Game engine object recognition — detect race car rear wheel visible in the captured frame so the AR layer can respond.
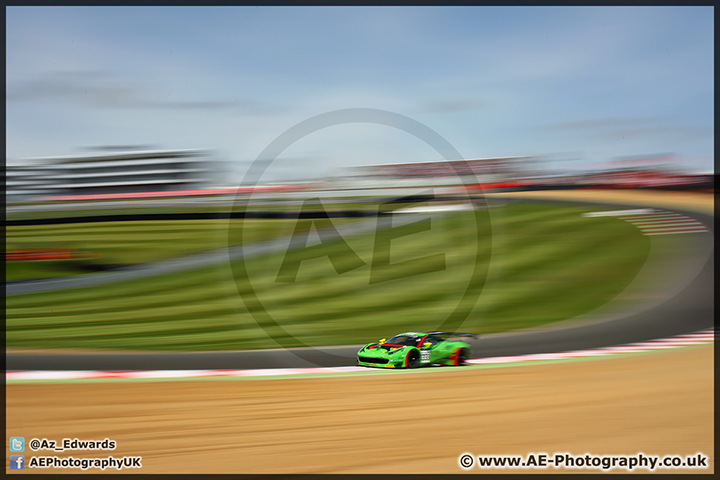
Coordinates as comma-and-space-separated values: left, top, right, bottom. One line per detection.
405, 349, 420, 368
456, 348, 470, 366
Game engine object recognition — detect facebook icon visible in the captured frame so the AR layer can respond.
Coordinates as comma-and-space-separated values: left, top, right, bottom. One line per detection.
10, 455, 25, 470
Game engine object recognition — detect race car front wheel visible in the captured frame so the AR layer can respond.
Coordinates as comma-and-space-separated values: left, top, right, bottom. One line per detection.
405, 349, 420, 368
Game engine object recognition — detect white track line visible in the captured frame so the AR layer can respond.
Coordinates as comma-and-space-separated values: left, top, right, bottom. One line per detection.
585, 209, 709, 236
644, 230, 708, 235
626, 219, 702, 225
621, 214, 685, 220
640, 227, 707, 232
583, 209, 656, 217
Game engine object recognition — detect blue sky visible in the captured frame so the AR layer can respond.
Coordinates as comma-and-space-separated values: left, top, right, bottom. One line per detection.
6, 6, 714, 181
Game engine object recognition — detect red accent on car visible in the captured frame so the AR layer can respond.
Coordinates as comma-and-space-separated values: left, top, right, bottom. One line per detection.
450, 348, 460, 365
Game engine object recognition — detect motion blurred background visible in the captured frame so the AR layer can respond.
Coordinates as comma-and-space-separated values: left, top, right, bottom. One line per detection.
6, 6, 714, 351
6, 7, 714, 475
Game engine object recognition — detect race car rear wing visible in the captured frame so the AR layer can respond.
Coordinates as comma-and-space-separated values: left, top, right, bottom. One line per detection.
428, 331, 478, 339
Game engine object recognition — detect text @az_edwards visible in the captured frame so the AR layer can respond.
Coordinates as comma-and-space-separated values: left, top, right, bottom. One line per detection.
28, 437, 116, 452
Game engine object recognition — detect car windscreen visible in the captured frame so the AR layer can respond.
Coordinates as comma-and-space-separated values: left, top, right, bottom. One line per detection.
385, 335, 419, 346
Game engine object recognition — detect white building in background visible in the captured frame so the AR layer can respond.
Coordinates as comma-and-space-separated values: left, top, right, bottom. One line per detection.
6, 148, 220, 202
6, 164, 57, 201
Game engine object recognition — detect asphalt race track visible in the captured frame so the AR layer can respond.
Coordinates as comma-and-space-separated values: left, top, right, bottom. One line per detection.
6, 199, 713, 372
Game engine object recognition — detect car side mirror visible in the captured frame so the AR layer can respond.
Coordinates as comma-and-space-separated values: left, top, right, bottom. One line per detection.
379, 338, 386, 344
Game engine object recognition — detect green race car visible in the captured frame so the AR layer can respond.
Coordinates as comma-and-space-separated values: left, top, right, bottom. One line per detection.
356, 331, 477, 369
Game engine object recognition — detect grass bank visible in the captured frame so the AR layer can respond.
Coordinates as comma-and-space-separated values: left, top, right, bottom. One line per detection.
6, 203, 651, 351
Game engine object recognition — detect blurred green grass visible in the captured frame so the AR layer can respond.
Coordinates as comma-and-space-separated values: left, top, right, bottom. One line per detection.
6, 219, 317, 282
6, 203, 652, 351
